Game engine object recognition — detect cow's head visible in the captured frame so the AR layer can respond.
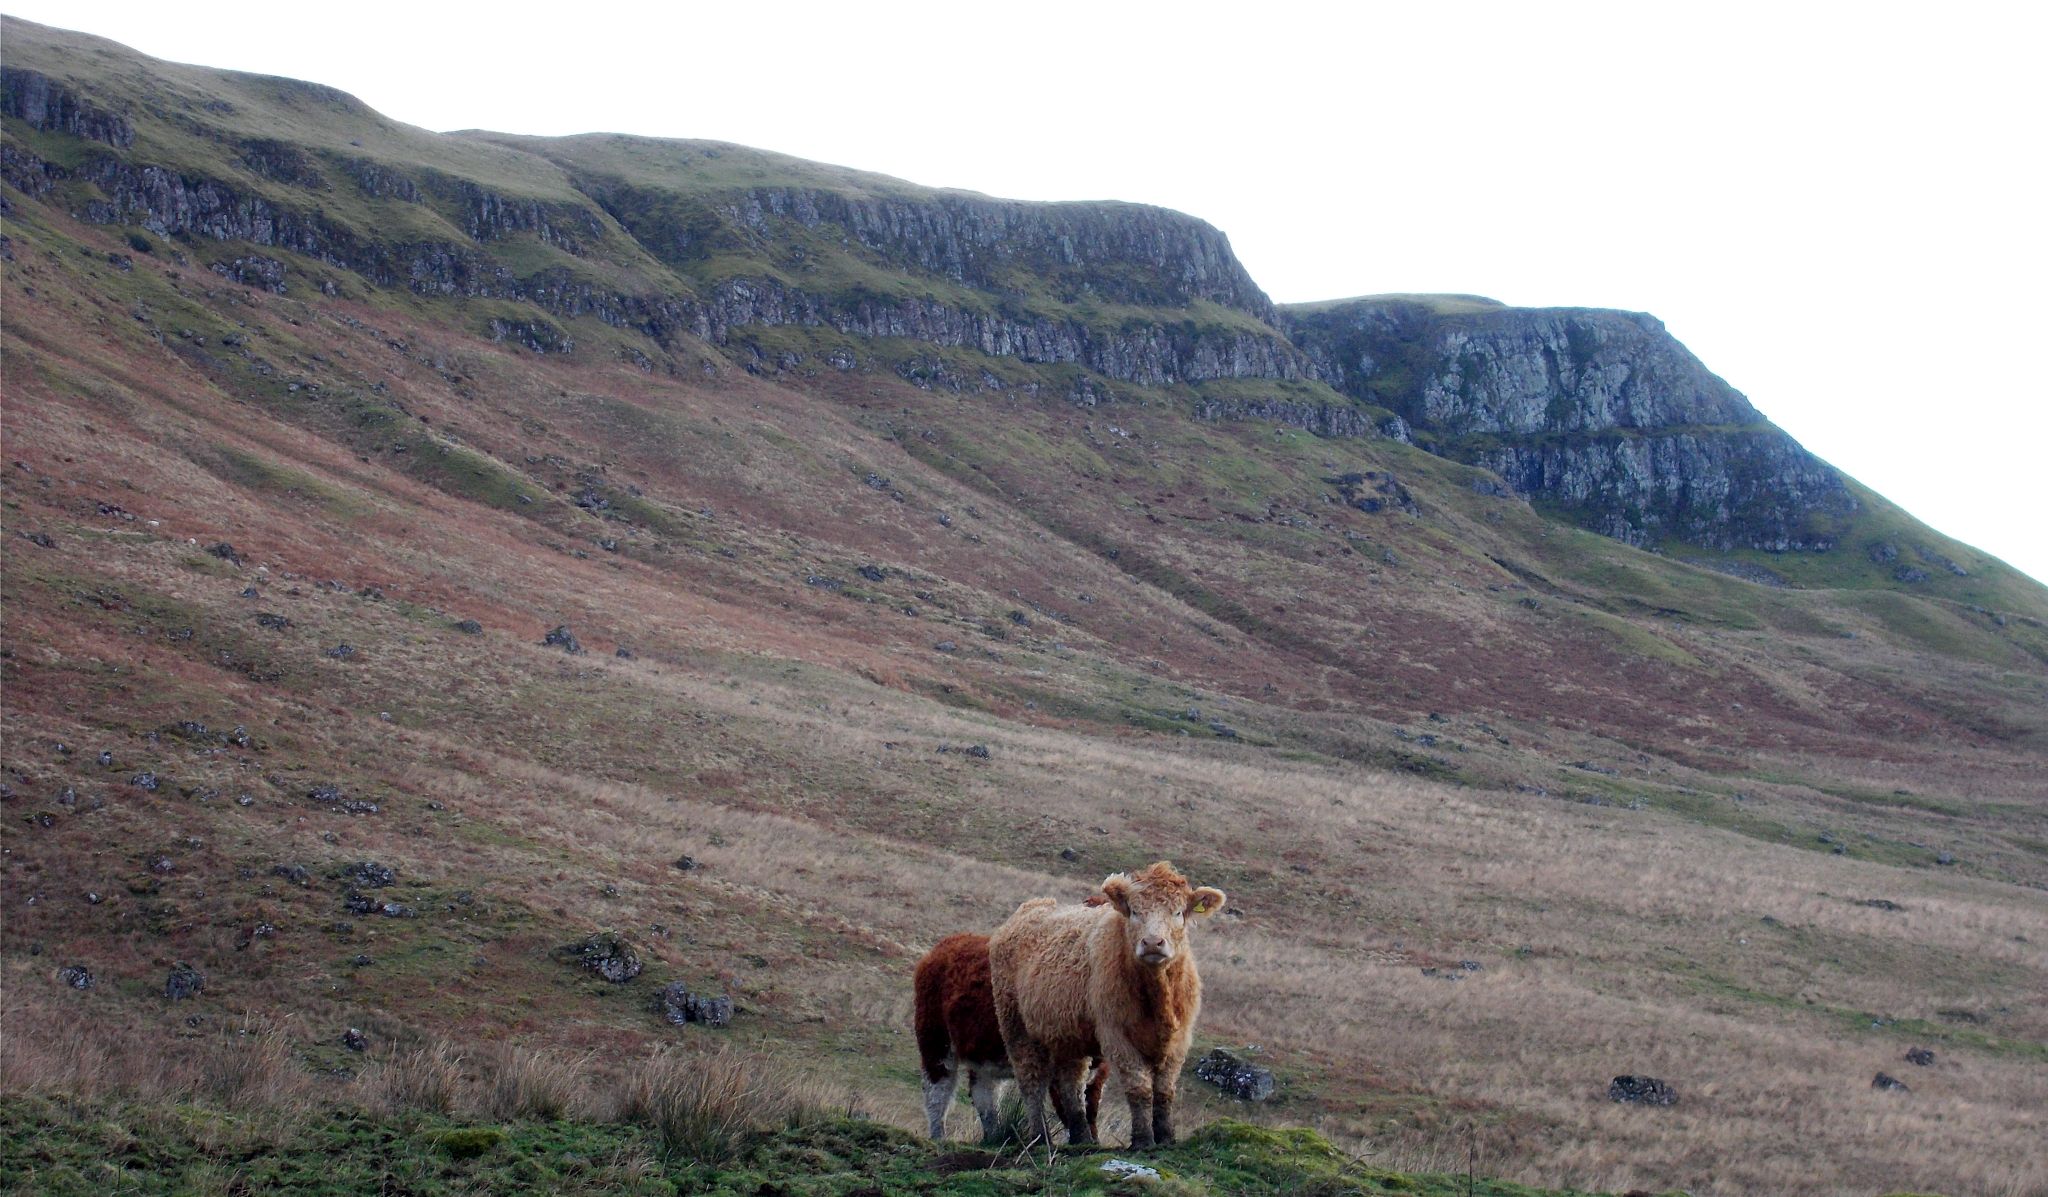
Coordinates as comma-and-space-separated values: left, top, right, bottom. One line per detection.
1099, 861, 1226, 969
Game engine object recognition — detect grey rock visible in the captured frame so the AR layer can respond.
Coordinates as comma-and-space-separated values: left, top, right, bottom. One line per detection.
542, 625, 582, 653
558, 933, 642, 983
453, 619, 483, 635
337, 861, 395, 888
270, 863, 311, 887
341, 1027, 368, 1052
1607, 1075, 1677, 1105
164, 963, 205, 1001
655, 982, 733, 1027
1905, 1047, 1935, 1067
1872, 1072, 1909, 1092
1194, 1048, 1276, 1101
59, 964, 92, 990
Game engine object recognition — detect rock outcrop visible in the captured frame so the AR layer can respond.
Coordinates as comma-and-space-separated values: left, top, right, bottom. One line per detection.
1281, 297, 1859, 550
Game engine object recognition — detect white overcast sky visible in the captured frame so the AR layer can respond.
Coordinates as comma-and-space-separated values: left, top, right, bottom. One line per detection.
7, 2, 2044, 584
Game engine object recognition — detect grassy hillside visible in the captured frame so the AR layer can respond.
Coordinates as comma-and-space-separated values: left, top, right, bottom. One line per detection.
4, 16, 2045, 1197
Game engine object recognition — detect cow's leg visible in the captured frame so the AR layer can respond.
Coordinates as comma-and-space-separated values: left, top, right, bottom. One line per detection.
1047, 1056, 1095, 1146
921, 1053, 957, 1140
1099, 1032, 1156, 1149
969, 1068, 1006, 1144
993, 984, 1052, 1154
1151, 1045, 1189, 1145
1149, 1068, 1176, 1146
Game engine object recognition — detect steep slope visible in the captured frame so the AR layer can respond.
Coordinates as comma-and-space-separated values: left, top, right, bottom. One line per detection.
4, 17, 2047, 1197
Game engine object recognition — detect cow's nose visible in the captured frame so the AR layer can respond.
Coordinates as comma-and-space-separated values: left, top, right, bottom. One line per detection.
1140, 936, 1166, 951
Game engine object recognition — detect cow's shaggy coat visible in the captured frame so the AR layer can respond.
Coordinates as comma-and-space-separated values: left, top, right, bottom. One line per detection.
988, 861, 1226, 1149
913, 931, 1105, 1141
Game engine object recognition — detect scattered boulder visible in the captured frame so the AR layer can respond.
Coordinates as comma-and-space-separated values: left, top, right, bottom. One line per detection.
270, 863, 311, 887
934, 641, 957, 653
1853, 899, 1904, 912
542, 625, 582, 653
324, 644, 356, 660
1905, 1048, 1935, 1067
343, 891, 377, 916
207, 542, 242, 565
338, 861, 395, 889
673, 855, 701, 872
164, 963, 205, 1001
655, 982, 733, 1027
1872, 1072, 1910, 1092
558, 933, 642, 983
1607, 1076, 1677, 1106
59, 964, 92, 990
453, 619, 483, 635
130, 772, 160, 792
1194, 1048, 1276, 1101
1059, 847, 1080, 862
378, 902, 416, 919
341, 1028, 368, 1052
255, 613, 293, 630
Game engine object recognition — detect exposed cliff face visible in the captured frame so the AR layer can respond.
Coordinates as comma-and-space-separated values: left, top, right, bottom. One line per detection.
1, 66, 132, 148
691, 184, 1277, 318
1281, 297, 1859, 550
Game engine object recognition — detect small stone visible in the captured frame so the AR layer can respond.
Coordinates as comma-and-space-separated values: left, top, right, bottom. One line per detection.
341, 1028, 368, 1052
934, 641, 957, 653
453, 619, 483, 635
1059, 847, 1080, 862
131, 772, 160, 792
673, 855, 700, 871
542, 625, 582, 653
1872, 1072, 1909, 1092
963, 744, 991, 760
1607, 1075, 1677, 1106
270, 864, 311, 887
324, 644, 355, 660
350, 954, 374, 967
59, 964, 93, 990
379, 902, 416, 919
255, 613, 292, 630
207, 542, 242, 565
98, 751, 114, 767
1905, 1048, 1935, 1067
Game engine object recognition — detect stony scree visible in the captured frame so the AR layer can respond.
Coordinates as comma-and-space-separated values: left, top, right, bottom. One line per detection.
1194, 1048, 1276, 1101
1607, 1075, 1677, 1106
337, 861, 396, 888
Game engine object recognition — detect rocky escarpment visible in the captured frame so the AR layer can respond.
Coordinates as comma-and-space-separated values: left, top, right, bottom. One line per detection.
1, 126, 1309, 387
1281, 297, 1859, 550
573, 174, 1279, 318
1, 67, 132, 148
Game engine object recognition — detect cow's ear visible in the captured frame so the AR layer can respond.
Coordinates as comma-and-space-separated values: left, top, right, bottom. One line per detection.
1188, 887, 1227, 917
1100, 874, 1133, 915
